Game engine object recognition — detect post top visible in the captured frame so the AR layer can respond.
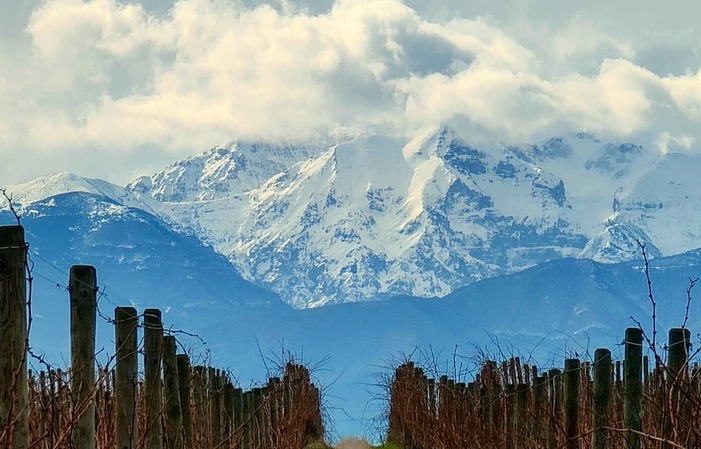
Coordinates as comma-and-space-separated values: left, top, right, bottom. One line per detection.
669, 327, 692, 337
0, 225, 25, 246
69, 265, 97, 285
114, 306, 137, 317
143, 308, 162, 324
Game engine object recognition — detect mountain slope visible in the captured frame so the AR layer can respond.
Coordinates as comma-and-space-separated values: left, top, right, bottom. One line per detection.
232, 129, 588, 306
8, 127, 701, 308
0, 180, 284, 357
115, 126, 701, 307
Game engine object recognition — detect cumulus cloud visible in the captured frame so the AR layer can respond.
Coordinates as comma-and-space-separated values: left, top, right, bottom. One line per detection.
0, 0, 700, 184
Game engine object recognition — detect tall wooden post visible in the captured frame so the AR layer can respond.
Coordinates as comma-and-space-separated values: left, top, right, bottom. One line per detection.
269, 378, 280, 446
624, 328, 642, 449
144, 309, 163, 449
593, 348, 612, 449
115, 307, 138, 449
515, 383, 529, 448
210, 368, 222, 448
177, 354, 194, 449
224, 380, 234, 446
70, 265, 97, 449
192, 366, 206, 448
533, 375, 546, 448
253, 387, 263, 448
505, 384, 516, 449
234, 387, 243, 434
564, 359, 581, 449
243, 390, 253, 449
548, 368, 562, 449
668, 327, 690, 378
665, 327, 691, 447
163, 336, 184, 449
0, 226, 29, 449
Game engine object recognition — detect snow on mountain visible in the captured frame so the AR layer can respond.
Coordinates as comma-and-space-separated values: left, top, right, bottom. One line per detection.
127, 140, 325, 202
6, 127, 700, 308
602, 152, 701, 257
229, 127, 594, 306
123, 140, 327, 252
5, 172, 164, 218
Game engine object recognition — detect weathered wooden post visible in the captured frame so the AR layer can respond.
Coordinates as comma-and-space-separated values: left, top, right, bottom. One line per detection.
533, 375, 546, 447
665, 327, 691, 447
0, 226, 29, 449
49, 368, 60, 446
564, 359, 581, 449
243, 390, 253, 449
143, 308, 163, 449
223, 379, 233, 446
515, 383, 529, 448
69, 265, 97, 449
505, 384, 516, 449
163, 336, 184, 449
210, 368, 222, 448
115, 307, 138, 449
192, 366, 207, 448
548, 368, 562, 449
38, 370, 49, 449
593, 348, 612, 449
234, 387, 244, 435
269, 378, 280, 446
176, 354, 193, 449
253, 387, 263, 448
624, 328, 642, 449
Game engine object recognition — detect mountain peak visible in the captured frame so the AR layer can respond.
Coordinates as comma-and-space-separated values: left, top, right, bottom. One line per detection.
127, 141, 325, 202
51, 127, 696, 308
3, 173, 116, 207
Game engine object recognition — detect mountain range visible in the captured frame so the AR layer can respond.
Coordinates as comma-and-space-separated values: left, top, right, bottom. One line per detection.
6, 126, 701, 308
3, 126, 701, 439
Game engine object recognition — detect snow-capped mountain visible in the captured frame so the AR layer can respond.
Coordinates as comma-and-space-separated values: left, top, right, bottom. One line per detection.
0, 176, 282, 316
5, 127, 701, 308
121, 126, 701, 308
128, 140, 325, 202
232, 129, 588, 307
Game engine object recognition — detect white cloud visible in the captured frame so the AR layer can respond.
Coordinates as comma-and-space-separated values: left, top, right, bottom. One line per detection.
1, 0, 700, 184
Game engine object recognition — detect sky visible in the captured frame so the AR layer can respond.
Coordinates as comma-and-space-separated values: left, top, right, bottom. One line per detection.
1, 0, 700, 185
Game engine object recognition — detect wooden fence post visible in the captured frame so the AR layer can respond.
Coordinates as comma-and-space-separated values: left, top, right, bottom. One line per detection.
143, 308, 163, 449
244, 390, 253, 449
269, 378, 280, 446
505, 384, 516, 449
210, 368, 222, 448
533, 375, 546, 448
665, 327, 691, 447
163, 335, 184, 449
69, 265, 97, 449
223, 379, 233, 447
253, 387, 263, 448
176, 354, 193, 449
192, 366, 206, 448
593, 348, 612, 449
515, 383, 529, 448
234, 387, 243, 437
548, 368, 562, 449
564, 359, 581, 449
115, 307, 138, 449
0, 225, 29, 449
624, 328, 642, 449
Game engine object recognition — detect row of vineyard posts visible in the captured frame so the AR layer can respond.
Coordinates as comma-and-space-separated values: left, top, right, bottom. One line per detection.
0, 225, 324, 449
388, 326, 699, 449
